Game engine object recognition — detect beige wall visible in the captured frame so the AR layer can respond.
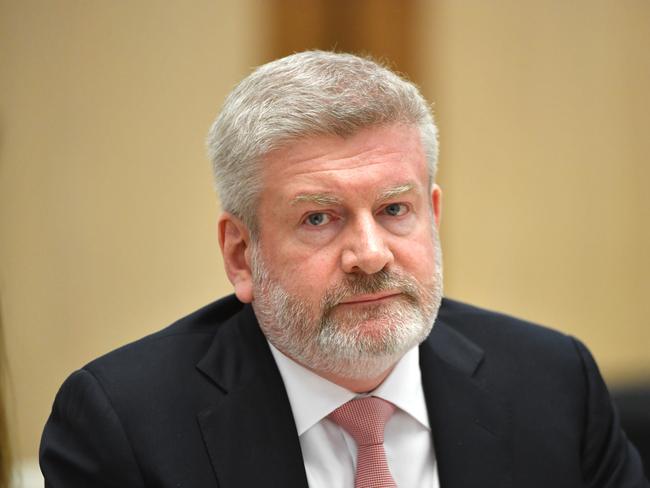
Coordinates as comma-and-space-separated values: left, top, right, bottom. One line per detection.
0, 0, 266, 463
417, 0, 650, 382
1, 0, 648, 466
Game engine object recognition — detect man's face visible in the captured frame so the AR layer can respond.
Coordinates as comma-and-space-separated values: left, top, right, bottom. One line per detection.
249, 124, 443, 381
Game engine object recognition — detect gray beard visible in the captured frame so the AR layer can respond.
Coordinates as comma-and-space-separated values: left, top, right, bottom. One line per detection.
250, 233, 443, 381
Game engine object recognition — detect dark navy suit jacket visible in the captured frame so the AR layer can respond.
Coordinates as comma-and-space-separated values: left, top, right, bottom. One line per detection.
40, 296, 649, 487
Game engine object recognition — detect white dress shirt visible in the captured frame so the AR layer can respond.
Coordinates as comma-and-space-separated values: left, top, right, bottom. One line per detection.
269, 343, 440, 488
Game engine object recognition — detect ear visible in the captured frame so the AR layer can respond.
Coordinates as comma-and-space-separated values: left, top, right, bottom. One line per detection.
218, 212, 254, 303
431, 183, 442, 228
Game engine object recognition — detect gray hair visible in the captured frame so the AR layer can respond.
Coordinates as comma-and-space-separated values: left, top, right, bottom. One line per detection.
206, 50, 438, 232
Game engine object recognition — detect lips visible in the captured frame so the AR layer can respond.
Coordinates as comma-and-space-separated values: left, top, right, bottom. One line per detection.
338, 291, 401, 305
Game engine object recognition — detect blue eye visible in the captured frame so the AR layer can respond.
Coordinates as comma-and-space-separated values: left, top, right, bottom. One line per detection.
383, 203, 407, 216
305, 213, 331, 226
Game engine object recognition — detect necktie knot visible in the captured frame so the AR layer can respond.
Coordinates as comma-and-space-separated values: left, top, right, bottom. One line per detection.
328, 396, 396, 446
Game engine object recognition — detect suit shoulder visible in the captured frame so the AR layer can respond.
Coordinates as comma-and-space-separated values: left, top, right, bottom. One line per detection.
436, 297, 587, 380
437, 298, 590, 412
435, 301, 649, 485
82, 294, 244, 380
439, 297, 573, 347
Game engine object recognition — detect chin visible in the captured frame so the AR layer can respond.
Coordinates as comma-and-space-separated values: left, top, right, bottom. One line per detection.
307, 318, 431, 379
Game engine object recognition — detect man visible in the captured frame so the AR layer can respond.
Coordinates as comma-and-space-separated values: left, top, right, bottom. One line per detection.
40, 51, 648, 487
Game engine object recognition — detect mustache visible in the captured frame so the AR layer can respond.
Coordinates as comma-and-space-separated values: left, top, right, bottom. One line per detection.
320, 269, 420, 312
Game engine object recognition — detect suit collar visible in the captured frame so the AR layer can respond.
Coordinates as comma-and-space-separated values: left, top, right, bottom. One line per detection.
420, 315, 513, 488
196, 304, 309, 487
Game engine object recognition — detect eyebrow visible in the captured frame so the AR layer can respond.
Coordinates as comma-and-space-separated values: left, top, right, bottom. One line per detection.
377, 183, 416, 201
290, 182, 417, 207
290, 193, 343, 206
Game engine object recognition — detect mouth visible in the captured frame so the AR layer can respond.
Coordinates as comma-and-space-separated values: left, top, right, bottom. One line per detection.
338, 291, 402, 306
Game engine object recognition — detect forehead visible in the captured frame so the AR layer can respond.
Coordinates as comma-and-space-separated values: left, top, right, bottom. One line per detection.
260, 124, 428, 199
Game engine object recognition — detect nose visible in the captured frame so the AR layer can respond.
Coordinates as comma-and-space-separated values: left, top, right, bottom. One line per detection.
341, 215, 394, 274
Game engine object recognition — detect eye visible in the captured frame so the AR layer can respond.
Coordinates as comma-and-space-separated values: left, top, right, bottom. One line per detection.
304, 212, 332, 226
382, 203, 408, 217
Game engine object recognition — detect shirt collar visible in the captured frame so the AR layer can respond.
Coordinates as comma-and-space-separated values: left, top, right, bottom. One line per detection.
268, 342, 430, 436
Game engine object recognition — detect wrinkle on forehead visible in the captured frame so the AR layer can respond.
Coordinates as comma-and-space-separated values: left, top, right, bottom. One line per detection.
262, 125, 424, 179
269, 147, 409, 179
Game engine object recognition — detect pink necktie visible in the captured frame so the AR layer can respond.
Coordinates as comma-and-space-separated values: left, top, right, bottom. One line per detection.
328, 396, 397, 488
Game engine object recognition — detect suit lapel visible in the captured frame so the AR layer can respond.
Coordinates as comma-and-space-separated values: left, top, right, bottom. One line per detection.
421, 321, 513, 488
196, 305, 308, 487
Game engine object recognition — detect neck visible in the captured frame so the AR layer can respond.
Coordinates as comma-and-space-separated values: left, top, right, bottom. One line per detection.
318, 368, 395, 393
269, 341, 402, 393
291, 357, 397, 393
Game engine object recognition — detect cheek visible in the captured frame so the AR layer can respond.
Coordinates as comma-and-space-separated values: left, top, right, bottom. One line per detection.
392, 233, 437, 276
270, 244, 341, 294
